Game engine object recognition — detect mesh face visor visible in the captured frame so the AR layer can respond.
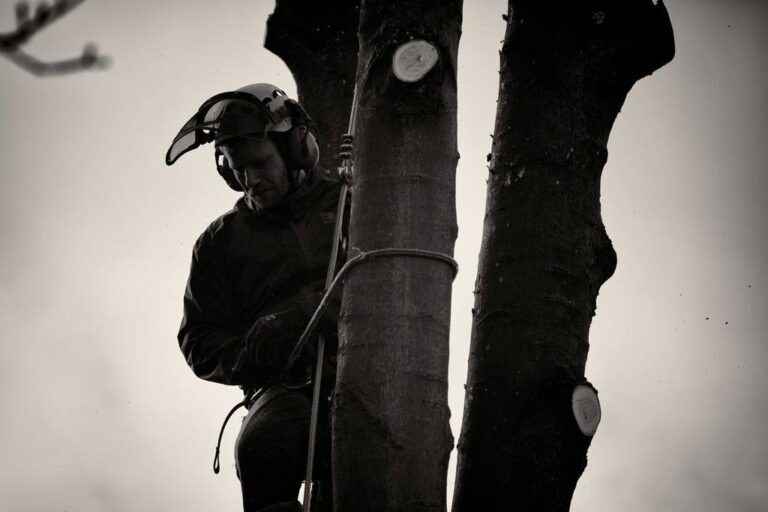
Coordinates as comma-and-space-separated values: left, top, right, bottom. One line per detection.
165, 92, 280, 166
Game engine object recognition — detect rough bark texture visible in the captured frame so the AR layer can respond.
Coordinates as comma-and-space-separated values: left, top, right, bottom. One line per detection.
265, 0, 360, 178
452, 1, 674, 510
333, 1, 462, 511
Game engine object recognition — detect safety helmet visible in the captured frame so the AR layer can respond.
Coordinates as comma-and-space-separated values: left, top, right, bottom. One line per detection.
165, 84, 320, 191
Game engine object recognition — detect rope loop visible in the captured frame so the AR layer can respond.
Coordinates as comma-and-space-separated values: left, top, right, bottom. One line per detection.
284, 246, 458, 371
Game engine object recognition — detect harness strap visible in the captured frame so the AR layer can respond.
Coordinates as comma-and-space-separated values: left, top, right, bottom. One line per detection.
212, 387, 263, 474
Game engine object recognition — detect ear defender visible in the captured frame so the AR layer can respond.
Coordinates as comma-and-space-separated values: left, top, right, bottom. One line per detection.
215, 149, 244, 192
282, 99, 320, 171
284, 124, 320, 170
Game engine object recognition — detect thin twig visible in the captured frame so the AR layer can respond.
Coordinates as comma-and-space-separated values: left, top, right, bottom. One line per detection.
0, 0, 110, 76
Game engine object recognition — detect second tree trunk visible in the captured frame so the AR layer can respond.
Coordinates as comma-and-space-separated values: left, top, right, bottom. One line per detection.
453, 1, 674, 510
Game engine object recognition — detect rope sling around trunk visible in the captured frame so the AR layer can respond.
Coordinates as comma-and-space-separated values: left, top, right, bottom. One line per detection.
283, 247, 459, 372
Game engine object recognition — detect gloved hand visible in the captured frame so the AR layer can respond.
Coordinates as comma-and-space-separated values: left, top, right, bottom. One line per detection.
245, 307, 307, 372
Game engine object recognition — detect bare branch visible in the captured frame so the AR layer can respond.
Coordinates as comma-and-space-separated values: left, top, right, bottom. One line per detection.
0, 0, 110, 76
4, 43, 109, 76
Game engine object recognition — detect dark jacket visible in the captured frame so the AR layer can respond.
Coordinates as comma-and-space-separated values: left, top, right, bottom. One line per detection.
178, 176, 341, 387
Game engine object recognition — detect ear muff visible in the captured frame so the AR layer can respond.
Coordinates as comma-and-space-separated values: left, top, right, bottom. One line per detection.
215, 149, 244, 192
283, 124, 320, 171
280, 99, 320, 171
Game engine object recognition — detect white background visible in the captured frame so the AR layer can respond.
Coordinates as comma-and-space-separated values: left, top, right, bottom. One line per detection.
1, 0, 766, 510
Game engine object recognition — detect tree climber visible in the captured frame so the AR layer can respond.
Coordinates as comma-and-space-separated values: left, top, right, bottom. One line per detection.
166, 83, 341, 512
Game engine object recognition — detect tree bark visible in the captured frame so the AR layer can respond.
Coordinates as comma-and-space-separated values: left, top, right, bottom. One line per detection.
265, 0, 360, 178
452, 1, 674, 510
332, 1, 462, 510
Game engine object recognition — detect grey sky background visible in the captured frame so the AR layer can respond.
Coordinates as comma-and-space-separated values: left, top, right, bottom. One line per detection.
1, 0, 766, 510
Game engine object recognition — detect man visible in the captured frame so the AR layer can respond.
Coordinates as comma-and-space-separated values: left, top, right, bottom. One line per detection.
166, 84, 341, 512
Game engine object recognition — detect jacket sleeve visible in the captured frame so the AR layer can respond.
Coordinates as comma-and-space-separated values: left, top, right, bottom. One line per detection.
177, 231, 263, 386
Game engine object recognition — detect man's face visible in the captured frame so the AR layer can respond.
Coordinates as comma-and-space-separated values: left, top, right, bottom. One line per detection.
219, 137, 290, 212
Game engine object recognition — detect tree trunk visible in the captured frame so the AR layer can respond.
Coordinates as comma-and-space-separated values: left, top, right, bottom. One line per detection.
452, 1, 674, 510
265, 0, 360, 178
333, 1, 462, 510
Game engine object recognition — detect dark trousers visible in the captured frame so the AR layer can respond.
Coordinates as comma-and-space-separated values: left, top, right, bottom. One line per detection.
235, 385, 310, 511
235, 384, 332, 512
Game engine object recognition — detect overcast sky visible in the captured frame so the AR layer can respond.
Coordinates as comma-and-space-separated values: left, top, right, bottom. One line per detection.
1, 0, 766, 510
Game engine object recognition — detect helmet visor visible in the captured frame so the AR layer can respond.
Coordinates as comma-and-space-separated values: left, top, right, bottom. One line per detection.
166, 91, 278, 166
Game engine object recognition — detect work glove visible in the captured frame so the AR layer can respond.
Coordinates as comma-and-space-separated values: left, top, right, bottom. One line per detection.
245, 307, 308, 372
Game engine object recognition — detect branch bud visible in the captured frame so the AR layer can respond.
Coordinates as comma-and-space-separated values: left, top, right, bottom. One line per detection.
15, 2, 30, 24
